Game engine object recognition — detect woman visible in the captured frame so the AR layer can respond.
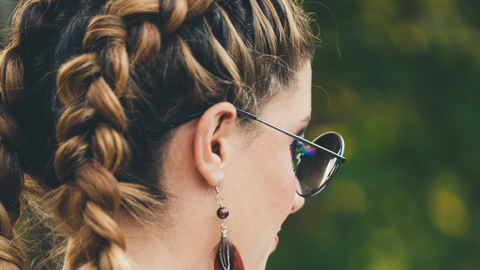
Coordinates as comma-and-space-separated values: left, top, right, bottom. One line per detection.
0, 0, 345, 269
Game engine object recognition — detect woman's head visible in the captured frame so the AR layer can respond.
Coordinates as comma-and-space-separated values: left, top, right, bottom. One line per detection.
0, 0, 314, 268
188, 64, 313, 267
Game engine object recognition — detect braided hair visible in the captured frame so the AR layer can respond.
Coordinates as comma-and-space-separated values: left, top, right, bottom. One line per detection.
0, 0, 314, 268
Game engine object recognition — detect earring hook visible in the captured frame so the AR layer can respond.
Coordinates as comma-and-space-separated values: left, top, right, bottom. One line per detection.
205, 177, 222, 196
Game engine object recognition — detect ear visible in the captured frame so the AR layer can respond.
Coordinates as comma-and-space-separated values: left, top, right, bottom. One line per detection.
194, 102, 237, 187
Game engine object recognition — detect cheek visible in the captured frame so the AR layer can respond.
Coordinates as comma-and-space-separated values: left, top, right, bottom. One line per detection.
253, 141, 296, 220
228, 135, 298, 266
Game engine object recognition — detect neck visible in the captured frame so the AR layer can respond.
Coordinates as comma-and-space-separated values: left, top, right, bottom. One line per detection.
118, 195, 220, 269
61, 196, 220, 270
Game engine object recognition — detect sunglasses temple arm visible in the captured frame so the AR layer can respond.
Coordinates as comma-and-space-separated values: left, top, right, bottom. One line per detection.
237, 109, 346, 163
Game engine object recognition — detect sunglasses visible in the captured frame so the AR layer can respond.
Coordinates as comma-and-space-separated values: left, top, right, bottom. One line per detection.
169, 108, 346, 198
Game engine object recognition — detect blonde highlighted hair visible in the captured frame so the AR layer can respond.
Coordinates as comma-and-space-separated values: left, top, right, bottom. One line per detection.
0, 0, 314, 268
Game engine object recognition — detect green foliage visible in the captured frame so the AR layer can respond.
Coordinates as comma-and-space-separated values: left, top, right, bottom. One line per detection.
0, 0, 17, 47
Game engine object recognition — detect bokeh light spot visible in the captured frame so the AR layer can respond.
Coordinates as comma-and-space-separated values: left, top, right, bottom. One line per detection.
327, 179, 367, 214
390, 24, 429, 55
360, 229, 410, 270
361, 0, 398, 28
428, 184, 470, 238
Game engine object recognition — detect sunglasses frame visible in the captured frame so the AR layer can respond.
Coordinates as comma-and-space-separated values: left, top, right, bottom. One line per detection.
294, 131, 345, 197
235, 109, 346, 162
169, 108, 347, 196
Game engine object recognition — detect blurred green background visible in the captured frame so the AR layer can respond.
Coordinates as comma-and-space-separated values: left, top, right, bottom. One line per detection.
2, 0, 479, 269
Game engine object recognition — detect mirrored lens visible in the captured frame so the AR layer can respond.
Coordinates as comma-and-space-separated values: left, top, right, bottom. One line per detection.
295, 132, 344, 197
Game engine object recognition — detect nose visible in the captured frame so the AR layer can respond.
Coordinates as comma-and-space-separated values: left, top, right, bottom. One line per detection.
291, 181, 305, 213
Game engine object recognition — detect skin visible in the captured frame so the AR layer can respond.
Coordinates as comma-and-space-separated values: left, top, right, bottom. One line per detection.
117, 62, 312, 270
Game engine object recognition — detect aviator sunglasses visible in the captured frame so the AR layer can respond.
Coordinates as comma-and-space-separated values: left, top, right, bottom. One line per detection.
169, 108, 346, 198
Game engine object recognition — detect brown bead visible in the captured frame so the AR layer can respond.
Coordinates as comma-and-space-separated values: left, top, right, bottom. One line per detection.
217, 207, 229, 219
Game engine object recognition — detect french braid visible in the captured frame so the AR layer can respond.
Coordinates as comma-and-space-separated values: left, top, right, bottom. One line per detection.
54, 7, 148, 270
0, 0, 314, 267
52, 0, 223, 267
0, 1, 48, 267
0, 76, 25, 270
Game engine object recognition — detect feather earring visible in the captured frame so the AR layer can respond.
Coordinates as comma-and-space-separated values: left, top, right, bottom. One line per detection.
210, 178, 245, 270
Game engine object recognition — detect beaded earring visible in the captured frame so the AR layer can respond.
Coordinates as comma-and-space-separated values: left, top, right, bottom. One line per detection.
209, 178, 245, 270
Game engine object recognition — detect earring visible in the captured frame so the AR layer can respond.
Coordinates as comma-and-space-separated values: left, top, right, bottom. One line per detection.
212, 178, 245, 270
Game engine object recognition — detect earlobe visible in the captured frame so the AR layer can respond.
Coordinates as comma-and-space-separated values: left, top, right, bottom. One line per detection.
193, 102, 237, 187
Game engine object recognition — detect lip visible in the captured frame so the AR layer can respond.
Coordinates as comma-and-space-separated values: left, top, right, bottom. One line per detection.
271, 235, 279, 253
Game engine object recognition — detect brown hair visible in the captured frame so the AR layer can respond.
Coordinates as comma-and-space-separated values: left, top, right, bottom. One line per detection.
0, 0, 314, 268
